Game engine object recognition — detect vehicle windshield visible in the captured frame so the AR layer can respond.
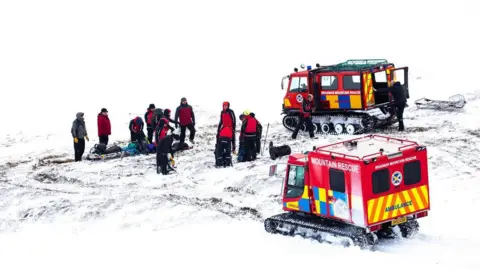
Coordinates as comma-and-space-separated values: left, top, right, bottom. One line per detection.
285, 165, 305, 198
289, 77, 308, 93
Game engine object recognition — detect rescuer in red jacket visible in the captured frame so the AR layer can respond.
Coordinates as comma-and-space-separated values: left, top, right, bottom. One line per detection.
215, 125, 234, 167
144, 104, 156, 143
154, 108, 176, 145
129, 117, 148, 153
217, 101, 236, 150
292, 94, 315, 139
97, 108, 111, 145
174, 97, 196, 145
240, 110, 258, 161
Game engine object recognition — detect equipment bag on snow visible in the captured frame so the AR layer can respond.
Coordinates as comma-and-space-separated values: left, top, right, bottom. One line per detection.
86, 144, 124, 161
269, 142, 291, 160
415, 94, 466, 110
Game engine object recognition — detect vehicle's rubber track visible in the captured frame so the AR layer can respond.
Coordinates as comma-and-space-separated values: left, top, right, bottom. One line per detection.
264, 212, 378, 249
282, 112, 395, 135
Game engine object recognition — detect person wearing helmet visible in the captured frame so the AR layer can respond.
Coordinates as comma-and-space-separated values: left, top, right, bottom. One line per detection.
129, 116, 148, 153
217, 101, 236, 152
144, 104, 156, 143
292, 94, 316, 139
174, 97, 196, 145
240, 110, 259, 161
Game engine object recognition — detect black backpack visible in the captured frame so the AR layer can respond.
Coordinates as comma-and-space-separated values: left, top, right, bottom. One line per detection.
269, 142, 291, 160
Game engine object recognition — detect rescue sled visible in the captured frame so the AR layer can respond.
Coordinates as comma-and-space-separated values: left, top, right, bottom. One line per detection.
414, 94, 466, 110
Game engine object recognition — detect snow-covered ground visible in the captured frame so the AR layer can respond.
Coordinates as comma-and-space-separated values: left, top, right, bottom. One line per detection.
1, 0, 480, 269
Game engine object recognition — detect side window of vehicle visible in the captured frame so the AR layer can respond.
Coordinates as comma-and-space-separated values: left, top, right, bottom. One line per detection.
289, 77, 308, 93
329, 168, 345, 193
404, 161, 421, 185
321, 75, 338, 90
343, 75, 361, 90
372, 169, 390, 194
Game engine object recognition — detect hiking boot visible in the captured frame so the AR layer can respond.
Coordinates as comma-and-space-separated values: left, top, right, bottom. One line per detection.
189, 138, 195, 144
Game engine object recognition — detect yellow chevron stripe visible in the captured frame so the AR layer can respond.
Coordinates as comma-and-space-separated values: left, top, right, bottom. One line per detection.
368, 198, 375, 222
381, 194, 393, 220
412, 188, 424, 209
420, 185, 429, 206
402, 190, 416, 213
373, 196, 384, 223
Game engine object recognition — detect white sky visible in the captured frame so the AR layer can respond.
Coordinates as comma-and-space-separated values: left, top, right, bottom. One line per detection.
0, 0, 478, 133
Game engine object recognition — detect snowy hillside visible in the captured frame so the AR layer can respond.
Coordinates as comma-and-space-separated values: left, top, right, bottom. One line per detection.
1, 0, 480, 269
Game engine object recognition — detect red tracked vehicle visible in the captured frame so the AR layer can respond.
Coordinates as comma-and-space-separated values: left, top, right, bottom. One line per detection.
281, 59, 410, 135
264, 135, 430, 248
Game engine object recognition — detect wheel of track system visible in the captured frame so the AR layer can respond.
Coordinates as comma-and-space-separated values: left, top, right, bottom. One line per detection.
346, 124, 356, 135
282, 115, 297, 131
398, 219, 419, 238
320, 123, 332, 134
334, 123, 344, 134
264, 219, 278, 234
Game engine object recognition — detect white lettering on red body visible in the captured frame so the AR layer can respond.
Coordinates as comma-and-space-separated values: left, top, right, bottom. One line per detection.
311, 157, 359, 173
374, 156, 417, 170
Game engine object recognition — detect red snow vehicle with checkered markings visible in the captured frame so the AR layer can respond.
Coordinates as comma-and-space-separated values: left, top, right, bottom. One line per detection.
264, 135, 430, 248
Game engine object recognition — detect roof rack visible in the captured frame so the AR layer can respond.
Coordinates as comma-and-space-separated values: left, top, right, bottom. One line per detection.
314, 134, 419, 160
312, 59, 391, 72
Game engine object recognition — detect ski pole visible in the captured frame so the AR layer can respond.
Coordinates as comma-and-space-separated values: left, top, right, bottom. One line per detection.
261, 123, 269, 156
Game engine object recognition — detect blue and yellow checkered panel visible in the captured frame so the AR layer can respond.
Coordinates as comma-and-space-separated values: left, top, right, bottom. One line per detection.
321, 94, 362, 109
328, 190, 347, 216
312, 187, 327, 215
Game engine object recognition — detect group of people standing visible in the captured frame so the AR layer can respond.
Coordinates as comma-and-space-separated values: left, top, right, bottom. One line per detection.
70, 98, 263, 175
215, 101, 263, 167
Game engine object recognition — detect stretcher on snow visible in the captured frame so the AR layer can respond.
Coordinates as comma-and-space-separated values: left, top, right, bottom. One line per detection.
86, 142, 155, 161
414, 94, 466, 110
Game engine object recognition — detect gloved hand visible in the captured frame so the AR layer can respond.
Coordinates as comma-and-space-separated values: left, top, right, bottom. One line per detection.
74, 137, 78, 143
85, 136, 89, 142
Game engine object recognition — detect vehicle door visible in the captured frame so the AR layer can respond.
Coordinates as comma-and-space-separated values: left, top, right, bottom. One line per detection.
325, 168, 351, 222
390, 67, 409, 99
283, 164, 311, 213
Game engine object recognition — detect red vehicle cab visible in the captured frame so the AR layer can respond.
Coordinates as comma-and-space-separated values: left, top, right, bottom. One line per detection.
266, 135, 430, 246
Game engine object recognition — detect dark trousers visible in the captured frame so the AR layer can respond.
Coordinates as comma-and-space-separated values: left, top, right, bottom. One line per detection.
99, 135, 109, 145
180, 124, 195, 144
147, 127, 153, 143
292, 116, 314, 139
215, 137, 232, 167
74, 138, 85, 161
395, 103, 406, 131
243, 136, 257, 161
156, 153, 169, 175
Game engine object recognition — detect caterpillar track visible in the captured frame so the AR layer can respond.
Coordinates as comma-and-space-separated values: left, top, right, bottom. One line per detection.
282, 108, 396, 135
264, 212, 378, 249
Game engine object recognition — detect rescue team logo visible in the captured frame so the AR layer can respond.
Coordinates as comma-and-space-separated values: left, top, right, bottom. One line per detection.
391, 171, 402, 186
296, 94, 303, 103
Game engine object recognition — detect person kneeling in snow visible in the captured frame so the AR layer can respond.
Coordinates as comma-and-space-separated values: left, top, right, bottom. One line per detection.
129, 117, 148, 154
215, 125, 235, 168
156, 133, 180, 175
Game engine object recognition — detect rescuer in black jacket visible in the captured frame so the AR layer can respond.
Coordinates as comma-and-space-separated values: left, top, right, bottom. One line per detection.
292, 94, 315, 139
374, 81, 407, 131
156, 133, 180, 175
